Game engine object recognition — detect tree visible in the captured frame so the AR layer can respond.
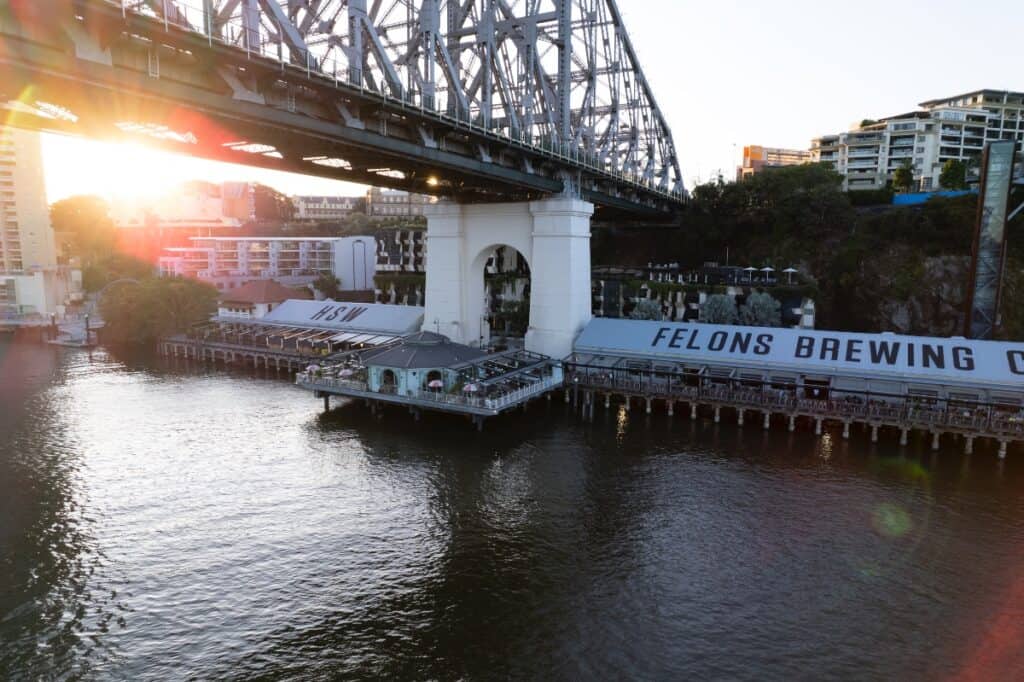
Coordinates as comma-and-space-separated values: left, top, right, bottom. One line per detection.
739, 292, 783, 327
314, 272, 342, 299
100, 277, 218, 344
49, 195, 116, 265
701, 294, 738, 324
939, 159, 968, 190
629, 298, 664, 321
892, 159, 916, 194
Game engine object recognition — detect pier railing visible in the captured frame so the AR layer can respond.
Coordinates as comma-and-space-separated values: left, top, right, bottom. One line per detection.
297, 373, 564, 413
567, 372, 1024, 439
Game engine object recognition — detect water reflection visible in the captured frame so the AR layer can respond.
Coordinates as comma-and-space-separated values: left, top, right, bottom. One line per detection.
1, 341, 1023, 679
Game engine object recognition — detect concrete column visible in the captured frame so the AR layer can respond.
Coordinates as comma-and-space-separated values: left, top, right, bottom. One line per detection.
624, 397, 631, 412
690, 403, 697, 420
842, 422, 851, 440
645, 398, 652, 415
421, 201, 469, 343
965, 436, 975, 455
788, 416, 796, 433
931, 432, 941, 451
738, 410, 745, 426
526, 198, 595, 358
714, 407, 721, 424
900, 429, 909, 446
667, 401, 674, 417
763, 413, 771, 430
605, 393, 611, 409
815, 419, 822, 436
871, 425, 879, 443
998, 441, 1008, 460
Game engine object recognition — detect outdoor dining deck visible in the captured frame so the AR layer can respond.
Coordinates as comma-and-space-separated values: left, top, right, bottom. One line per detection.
564, 364, 1024, 458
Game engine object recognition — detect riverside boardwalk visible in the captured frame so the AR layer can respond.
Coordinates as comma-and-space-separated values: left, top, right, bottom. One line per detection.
565, 319, 1024, 458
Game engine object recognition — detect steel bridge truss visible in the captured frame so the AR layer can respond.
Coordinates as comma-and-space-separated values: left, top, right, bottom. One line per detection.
0, 0, 685, 214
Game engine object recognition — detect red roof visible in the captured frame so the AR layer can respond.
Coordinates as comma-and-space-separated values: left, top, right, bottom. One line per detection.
220, 279, 312, 304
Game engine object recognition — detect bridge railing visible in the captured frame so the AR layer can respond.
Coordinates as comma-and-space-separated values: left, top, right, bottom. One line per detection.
105, 0, 685, 201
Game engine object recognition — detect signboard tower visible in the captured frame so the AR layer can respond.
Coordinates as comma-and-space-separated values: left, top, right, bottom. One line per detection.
964, 141, 1017, 340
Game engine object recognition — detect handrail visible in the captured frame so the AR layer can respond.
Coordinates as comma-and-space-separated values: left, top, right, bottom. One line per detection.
566, 372, 1024, 438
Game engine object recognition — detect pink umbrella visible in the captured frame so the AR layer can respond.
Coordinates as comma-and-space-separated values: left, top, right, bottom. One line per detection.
428, 379, 444, 389
463, 384, 479, 393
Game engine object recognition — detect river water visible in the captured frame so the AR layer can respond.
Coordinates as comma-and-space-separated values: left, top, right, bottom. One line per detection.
1, 339, 1023, 680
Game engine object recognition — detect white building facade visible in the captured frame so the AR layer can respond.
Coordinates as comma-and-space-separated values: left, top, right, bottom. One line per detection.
366, 188, 435, 217
0, 127, 78, 318
159, 236, 377, 292
811, 89, 1024, 191
293, 195, 360, 221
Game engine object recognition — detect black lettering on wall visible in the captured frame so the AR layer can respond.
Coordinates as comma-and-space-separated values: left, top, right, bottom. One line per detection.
652, 328, 671, 347
820, 337, 840, 362
708, 331, 728, 352
311, 305, 334, 321
953, 347, 975, 372
795, 336, 815, 359
845, 339, 864, 363
730, 333, 752, 354
669, 328, 688, 349
326, 307, 343, 321
687, 330, 701, 350
869, 341, 901, 366
755, 334, 773, 356
1009, 350, 1024, 376
907, 343, 916, 368
922, 345, 945, 370
342, 307, 368, 322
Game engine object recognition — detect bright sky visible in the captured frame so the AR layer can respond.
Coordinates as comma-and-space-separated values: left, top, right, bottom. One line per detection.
41, 0, 1024, 201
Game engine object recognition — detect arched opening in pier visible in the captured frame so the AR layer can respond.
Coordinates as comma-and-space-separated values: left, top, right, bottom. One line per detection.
381, 369, 397, 390
474, 245, 532, 349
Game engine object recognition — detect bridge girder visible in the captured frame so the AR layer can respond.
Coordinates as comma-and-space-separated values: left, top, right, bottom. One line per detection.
0, 0, 685, 216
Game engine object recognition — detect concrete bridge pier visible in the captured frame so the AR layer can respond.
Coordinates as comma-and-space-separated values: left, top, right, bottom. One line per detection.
690, 403, 698, 420
900, 429, 909, 446
871, 425, 879, 443
964, 436, 975, 455
645, 398, 652, 415
998, 441, 1008, 459
714, 407, 721, 423
667, 401, 674, 417
763, 412, 771, 430
788, 416, 796, 433
605, 394, 611, 409
931, 432, 942, 451
815, 419, 822, 436
842, 422, 851, 440
737, 410, 745, 426
422, 198, 594, 359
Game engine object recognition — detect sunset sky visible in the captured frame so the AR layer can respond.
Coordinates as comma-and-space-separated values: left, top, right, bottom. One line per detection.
39, 0, 1024, 202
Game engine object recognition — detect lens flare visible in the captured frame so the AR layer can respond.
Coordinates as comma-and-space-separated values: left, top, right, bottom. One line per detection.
872, 502, 914, 538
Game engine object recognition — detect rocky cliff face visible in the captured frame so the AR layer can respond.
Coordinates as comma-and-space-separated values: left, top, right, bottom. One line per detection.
874, 255, 968, 336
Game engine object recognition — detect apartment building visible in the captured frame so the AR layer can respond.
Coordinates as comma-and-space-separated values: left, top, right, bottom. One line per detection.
159, 236, 376, 292
736, 145, 811, 181
365, 188, 434, 217
375, 228, 426, 274
811, 89, 1024, 191
0, 127, 78, 318
293, 195, 360, 221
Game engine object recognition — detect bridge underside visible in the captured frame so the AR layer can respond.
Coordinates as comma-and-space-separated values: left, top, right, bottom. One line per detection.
0, 2, 684, 220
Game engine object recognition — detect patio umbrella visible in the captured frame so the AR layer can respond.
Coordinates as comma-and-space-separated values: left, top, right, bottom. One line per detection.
760, 266, 775, 282
306, 365, 320, 373
463, 384, 479, 393
428, 379, 444, 389
339, 368, 355, 378
744, 266, 757, 282
783, 267, 798, 284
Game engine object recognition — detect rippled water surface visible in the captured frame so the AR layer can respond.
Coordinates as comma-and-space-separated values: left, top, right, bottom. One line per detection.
2, 339, 1024, 680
